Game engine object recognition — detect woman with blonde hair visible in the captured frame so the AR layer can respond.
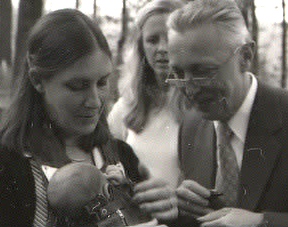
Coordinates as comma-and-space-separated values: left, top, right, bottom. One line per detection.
108, 0, 187, 190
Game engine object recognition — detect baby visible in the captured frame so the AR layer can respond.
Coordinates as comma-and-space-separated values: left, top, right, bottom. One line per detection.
47, 163, 153, 226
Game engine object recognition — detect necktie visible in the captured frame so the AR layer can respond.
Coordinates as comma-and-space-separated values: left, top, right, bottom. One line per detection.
30, 159, 49, 227
215, 122, 239, 207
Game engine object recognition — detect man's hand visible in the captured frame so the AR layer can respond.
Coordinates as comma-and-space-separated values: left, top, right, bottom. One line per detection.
129, 218, 168, 227
198, 208, 264, 227
177, 180, 214, 218
133, 178, 178, 222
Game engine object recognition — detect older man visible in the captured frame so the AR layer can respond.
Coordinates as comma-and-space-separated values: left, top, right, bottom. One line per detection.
167, 0, 288, 226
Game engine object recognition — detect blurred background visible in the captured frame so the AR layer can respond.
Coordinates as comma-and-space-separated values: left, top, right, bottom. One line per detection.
0, 0, 287, 114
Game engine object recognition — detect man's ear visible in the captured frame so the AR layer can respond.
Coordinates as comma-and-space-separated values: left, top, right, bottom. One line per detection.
240, 41, 255, 72
29, 72, 44, 93
241, 41, 255, 62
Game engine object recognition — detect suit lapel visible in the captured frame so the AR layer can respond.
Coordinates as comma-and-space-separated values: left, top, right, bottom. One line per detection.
239, 83, 283, 210
183, 118, 216, 189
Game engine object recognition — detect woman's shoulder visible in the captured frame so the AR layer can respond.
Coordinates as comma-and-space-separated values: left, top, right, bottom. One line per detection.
0, 144, 35, 226
108, 97, 130, 118
0, 144, 33, 177
108, 97, 130, 140
0, 144, 20, 164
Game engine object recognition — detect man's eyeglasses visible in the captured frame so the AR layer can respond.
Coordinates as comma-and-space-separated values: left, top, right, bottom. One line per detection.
165, 44, 246, 88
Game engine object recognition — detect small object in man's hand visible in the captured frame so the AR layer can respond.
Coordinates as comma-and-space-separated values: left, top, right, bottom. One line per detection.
209, 189, 223, 200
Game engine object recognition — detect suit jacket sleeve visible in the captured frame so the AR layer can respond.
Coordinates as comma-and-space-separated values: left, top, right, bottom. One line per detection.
115, 139, 144, 183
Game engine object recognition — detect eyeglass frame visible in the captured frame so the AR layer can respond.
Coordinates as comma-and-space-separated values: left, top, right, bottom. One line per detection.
165, 43, 249, 88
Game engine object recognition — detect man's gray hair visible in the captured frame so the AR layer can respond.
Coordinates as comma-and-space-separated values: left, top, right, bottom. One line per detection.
168, 0, 252, 48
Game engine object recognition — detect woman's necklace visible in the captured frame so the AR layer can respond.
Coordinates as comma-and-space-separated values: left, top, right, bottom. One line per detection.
65, 145, 94, 164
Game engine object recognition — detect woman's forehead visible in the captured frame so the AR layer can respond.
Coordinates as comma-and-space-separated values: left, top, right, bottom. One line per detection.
55, 51, 113, 80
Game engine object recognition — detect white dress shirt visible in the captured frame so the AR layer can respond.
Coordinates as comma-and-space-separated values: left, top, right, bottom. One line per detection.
214, 72, 258, 169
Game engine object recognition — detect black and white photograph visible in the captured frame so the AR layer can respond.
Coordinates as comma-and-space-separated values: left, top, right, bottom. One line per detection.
0, 0, 287, 226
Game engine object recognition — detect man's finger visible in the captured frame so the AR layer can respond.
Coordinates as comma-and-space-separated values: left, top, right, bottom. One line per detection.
198, 208, 231, 222
200, 218, 223, 227
177, 186, 209, 207
139, 198, 177, 213
134, 178, 166, 193
180, 180, 211, 198
178, 198, 213, 216
133, 187, 172, 203
179, 209, 201, 220
152, 207, 178, 221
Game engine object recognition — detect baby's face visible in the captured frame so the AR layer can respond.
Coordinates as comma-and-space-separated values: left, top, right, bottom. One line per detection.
47, 163, 109, 217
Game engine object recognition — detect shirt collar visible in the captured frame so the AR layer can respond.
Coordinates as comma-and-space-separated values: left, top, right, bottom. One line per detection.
214, 72, 257, 143
228, 72, 258, 143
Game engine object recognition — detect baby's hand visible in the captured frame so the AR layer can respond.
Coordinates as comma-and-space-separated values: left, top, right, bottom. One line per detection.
104, 163, 128, 186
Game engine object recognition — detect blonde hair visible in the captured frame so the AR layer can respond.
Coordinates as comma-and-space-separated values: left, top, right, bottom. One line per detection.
118, 0, 186, 133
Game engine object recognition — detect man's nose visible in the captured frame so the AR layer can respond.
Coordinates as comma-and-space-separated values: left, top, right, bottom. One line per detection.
184, 78, 202, 97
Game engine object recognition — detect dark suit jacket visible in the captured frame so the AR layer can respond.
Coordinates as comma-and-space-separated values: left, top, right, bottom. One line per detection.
178, 82, 288, 226
0, 139, 142, 227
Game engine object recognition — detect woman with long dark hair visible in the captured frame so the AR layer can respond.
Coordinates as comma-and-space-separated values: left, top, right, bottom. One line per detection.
0, 8, 176, 226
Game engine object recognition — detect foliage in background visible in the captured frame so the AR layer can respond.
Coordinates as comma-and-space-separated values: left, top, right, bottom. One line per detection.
0, 0, 12, 66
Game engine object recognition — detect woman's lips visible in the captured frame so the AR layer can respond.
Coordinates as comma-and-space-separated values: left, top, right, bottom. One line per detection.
77, 112, 98, 119
155, 60, 169, 69
156, 59, 168, 64
80, 115, 95, 119
156, 58, 169, 63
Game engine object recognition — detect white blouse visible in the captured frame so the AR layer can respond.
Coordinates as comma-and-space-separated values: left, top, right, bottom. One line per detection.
108, 98, 181, 189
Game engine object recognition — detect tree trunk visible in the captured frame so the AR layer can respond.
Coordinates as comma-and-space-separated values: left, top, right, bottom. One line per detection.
93, 0, 97, 19
13, 0, 43, 84
116, 0, 128, 65
0, 0, 12, 65
281, 0, 287, 88
251, 0, 259, 76
235, 0, 259, 75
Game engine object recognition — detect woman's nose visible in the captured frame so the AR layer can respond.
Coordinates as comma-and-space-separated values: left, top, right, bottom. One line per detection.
84, 86, 102, 109
157, 38, 168, 53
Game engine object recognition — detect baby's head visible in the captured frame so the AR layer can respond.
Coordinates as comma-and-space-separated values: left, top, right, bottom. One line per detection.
47, 163, 110, 217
